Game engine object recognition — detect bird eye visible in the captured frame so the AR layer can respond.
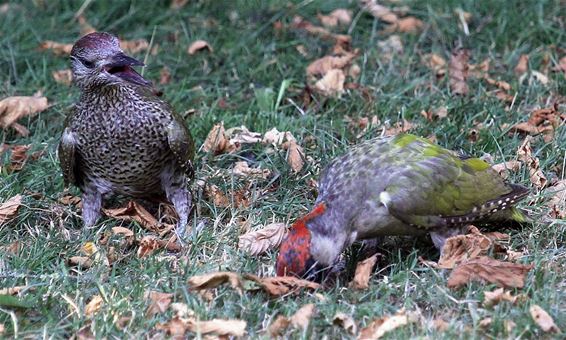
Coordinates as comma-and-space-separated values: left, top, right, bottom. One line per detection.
78, 57, 95, 69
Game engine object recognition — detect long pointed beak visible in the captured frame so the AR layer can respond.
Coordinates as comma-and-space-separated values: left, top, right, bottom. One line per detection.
103, 52, 151, 87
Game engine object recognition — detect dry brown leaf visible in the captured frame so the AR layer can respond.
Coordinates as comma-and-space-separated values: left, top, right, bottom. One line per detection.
449, 49, 470, 96
290, 303, 316, 330
52, 69, 73, 86
188, 271, 243, 295
432, 318, 450, 331
238, 222, 287, 256
145, 291, 173, 317
350, 254, 378, 290
423, 53, 447, 77
383, 119, 416, 136
0, 195, 22, 226
306, 53, 358, 77
187, 318, 247, 337
103, 201, 162, 232
314, 68, 346, 96
202, 122, 228, 154
447, 256, 533, 289
140, 235, 181, 257
292, 16, 351, 46
111, 226, 134, 238
483, 288, 522, 307
120, 39, 149, 54
0, 323, 4, 335
529, 305, 561, 333
514, 54, 529, 76
204, 184, 230, 207
0, 285, 28, 295
9, 144, 34, 171
85, 295, 104, 317
159, 67, 171, 85
156, 316, 187, 338
438, 232, 504, 269
232, 161, 271, 179
547, 180, 566, 219
377, 35, 403, 62
388, 16, 424, 34
511, 105, 564, 143
188, 40, 213, 55
333, 312, 358, 335
361, 0, 398, 23
170, 0, 188, 9
359, 309, 417, 340
268, 315, 291, 337
318, 9, 352, 27
243, 274, 320, 296
68, 256, 93, 268
491, 161, 522, 179
517, 137, 547, 189
484, 77, 511, 91
39, 40, 73, 55
282, 139, 305, 173
0, 95, 49, 133
552, 56, 566, 76
225, 125, 263, 146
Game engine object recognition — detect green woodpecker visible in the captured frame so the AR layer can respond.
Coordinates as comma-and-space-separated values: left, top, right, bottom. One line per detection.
276, 134, 528, 279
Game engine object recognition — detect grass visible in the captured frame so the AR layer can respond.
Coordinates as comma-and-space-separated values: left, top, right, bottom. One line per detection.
1, 0, 565, 338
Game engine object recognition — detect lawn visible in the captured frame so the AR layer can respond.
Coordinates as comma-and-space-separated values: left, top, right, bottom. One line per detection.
1, 0, 565, 338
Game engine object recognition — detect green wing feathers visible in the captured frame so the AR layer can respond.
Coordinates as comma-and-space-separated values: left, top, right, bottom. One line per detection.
385, 134, 529, 228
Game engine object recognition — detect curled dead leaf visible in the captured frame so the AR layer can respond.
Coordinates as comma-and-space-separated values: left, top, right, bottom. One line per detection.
159, 67, 171, 85
529, 304, 561, 333
39, 40, 73, 55
361, 0, 398, 23
447, 256, 533, 289
306, 53, 358, 77
546, 180, 566, 219
423, 53, 447, 77
483, 288, 522, 307
282, 138, 305, 173
188, 40, 213, 55
137, 235, 180, 257
517, 137, 547, 189
268, 304, 316, 336
145, 291, 173, 317
333, 312, 358, 335
359, 309, 418, 340
449, 49, 470, 96
243, 274, 320, 296
68, 256, 93, 268
103, 201, 162, 232
514, 54, 529, 76
204, 184, 230, 207
0, 95, 49, 134
350, 254, 378, 290
0, 195, 22, 226
85, 295, 104, 317
314, 68, 346, 97
318, 9, 352, 27
438, 231, 507, 269
238, 222, 288, 256
383, 119, 416, 136
268, 315, 291, 337
291, 16, 351, 46
52, 69, 73, 86
188, 271, 243, 295
491, 161, 522, 179
202, 122, 228, 154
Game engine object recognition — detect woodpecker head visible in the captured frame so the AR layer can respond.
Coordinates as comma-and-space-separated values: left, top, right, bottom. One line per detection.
276, 203, 331, 281
70, 32, 151, 89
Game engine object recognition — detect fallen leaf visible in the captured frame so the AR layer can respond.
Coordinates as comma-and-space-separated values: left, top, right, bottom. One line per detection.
238, 222, 287, 256
187, 318, 246, 337
504, 319, 516, 333
483, 288, 522, 307
232, 161, 271, 180
291, 303, 316, 330
156, 316, 189, 338
377, 35, 403, 61
361, 0, 398, 23
243, 274, 320, 296
387, 16, 424, 34
188, 40, 213, 55
333, 312, 358, 335
479, 317, 492, 328
159, 67, 171, 85
350, 254, 378, 290
85, 295, 104, 317
68, 256, 93, 268
120, 39, 150, 54
383, 119, 416, 136
8, 144, 31, 171
449, 49, 470, 96
318, 9, 352, 27
0, 95, 49, 134
202, 122, 229, 154
438, 232, 502, 269
170, 0, 188, 9
359, 309, 418, 340
447, 256, 533, 289
423, 53, 447, 77
268, 315, 291, 337
282, 138, 305, 172
103, 201, 161, 232
111, 226, 134, 238
491, 161, 522, 179
76, 324, 95, 340
529, 305, 561, 333
432, 318, 450, 332
204, 184, 230, 207
314, 68, 346, 96
291, 16, 351, 47
0, 285, 28, 295
517, 137, 547, 189
137, 235, 180, 257
514, 54, 529, 76
306, 53, 358, 77
0, 323, 3, 335
510, 105, 564, 143
39, 40, 73, 55
188, 271, 243, 295
225, 125, 263, 146
552, 56, 566, 76
52, 69, 73, 86
547, 180, 566, 219
0, 195, 22, 226
145, 291, 173, 317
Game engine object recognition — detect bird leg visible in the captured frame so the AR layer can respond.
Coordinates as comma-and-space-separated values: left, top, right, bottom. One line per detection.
82, 190, 102, 228
165, 185, 192, 240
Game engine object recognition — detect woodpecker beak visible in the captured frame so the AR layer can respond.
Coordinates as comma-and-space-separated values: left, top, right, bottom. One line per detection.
104, 52, 151, 86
